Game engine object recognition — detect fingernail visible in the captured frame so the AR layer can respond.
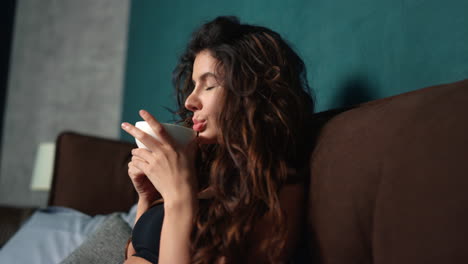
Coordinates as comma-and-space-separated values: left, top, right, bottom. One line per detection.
139, 109, 147, 116
121, 122, 128, 129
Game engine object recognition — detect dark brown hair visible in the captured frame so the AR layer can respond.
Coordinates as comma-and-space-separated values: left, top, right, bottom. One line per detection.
172, 16, 315, 263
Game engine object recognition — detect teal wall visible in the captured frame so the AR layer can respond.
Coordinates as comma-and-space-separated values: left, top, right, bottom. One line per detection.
120, 0, 468, 142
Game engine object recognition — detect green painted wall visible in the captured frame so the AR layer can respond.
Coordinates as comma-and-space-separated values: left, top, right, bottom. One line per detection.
120, 0, 468, 142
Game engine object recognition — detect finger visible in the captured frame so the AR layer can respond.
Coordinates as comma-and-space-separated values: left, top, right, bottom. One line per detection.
129, 157, 149, 177
131, 155, 148, 164
139, 110, 176, 148
128, 162, 145, 177
131, 148, 154, 163
129, 159, 146, 169
131, 158, 149, 175
121, 121, 163, 150
129, 157, 147, 171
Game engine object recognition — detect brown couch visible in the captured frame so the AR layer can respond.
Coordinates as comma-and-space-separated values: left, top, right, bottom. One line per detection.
307, 78, 468, 263
5, 78, 466, 262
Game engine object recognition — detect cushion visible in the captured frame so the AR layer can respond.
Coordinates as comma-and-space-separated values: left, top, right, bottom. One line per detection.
308, 79, 468, 263
60, 213, 132, 264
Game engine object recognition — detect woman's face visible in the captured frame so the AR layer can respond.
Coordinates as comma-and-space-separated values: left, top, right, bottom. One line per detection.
185, 50, 224, 145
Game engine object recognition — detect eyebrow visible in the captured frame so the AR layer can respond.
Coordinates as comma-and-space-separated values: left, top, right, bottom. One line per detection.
192, 72, 217, 85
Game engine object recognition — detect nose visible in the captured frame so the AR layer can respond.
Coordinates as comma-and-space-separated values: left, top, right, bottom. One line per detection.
184, 91, 202, 112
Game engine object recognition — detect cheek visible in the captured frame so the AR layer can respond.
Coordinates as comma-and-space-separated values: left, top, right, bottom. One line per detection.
211, 93, 225, 116
205, 101, 222, 120
208, 107, 222, 130
205, 89, 225, 128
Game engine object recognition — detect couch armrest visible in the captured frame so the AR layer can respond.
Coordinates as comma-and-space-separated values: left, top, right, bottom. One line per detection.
48, 131, 142, 216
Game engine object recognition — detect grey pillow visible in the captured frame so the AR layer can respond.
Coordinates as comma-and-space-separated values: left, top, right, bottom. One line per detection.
60, 213, 131, 264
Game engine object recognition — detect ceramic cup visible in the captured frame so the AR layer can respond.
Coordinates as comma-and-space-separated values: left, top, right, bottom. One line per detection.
135, 121, 196, 150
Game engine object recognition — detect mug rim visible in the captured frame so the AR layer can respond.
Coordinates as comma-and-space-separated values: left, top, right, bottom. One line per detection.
135, 121, 194, 133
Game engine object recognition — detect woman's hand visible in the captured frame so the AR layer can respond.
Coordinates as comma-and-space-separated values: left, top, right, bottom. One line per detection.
127, 155, 159, 203
121, 110, 199, 204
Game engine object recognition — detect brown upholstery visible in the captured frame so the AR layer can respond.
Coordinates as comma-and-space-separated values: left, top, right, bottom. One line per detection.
308, 78, 468, 263
48, 132, 139, 216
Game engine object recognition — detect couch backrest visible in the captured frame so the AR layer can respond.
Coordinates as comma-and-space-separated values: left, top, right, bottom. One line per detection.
48, 132, 139, 216
307, 79, 468, 263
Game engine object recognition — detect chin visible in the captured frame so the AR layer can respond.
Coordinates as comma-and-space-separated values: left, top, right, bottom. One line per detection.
197, 131, 218, 145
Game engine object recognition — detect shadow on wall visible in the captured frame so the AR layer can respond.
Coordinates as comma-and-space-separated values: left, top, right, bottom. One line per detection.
306, 74, 377, 167
308, 74, 377, 135
336, 75, 376, 109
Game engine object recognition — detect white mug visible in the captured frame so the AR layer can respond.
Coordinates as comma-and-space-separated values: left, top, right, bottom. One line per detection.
135, 121, 196, 150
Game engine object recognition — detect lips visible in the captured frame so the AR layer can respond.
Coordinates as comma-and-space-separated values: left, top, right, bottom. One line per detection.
192, 118, 207, 132
193, 122, 206, 132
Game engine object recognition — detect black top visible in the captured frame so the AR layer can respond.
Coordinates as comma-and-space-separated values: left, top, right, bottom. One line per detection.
131, 203, 164, 263
130, 199, 309, 264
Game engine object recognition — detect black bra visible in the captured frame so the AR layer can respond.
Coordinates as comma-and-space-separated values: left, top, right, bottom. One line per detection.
131, 203, 164, 263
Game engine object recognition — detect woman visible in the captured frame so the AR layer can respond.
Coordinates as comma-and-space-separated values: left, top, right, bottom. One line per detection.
121, 16, 315, 264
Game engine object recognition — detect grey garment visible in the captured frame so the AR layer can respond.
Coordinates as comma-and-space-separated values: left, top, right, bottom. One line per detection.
60, 213, 131, 264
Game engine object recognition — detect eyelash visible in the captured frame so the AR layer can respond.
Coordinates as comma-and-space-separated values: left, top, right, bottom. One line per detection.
205, 86, 216, 91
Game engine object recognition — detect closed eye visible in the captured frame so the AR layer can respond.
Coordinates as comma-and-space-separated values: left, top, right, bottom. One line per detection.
205, 86, 216, 91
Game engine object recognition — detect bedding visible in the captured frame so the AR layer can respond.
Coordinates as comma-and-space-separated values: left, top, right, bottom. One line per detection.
0, 204, 137, 264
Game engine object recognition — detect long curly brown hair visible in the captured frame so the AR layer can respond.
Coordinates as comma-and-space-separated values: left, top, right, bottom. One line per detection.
172, 16, 315, 263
